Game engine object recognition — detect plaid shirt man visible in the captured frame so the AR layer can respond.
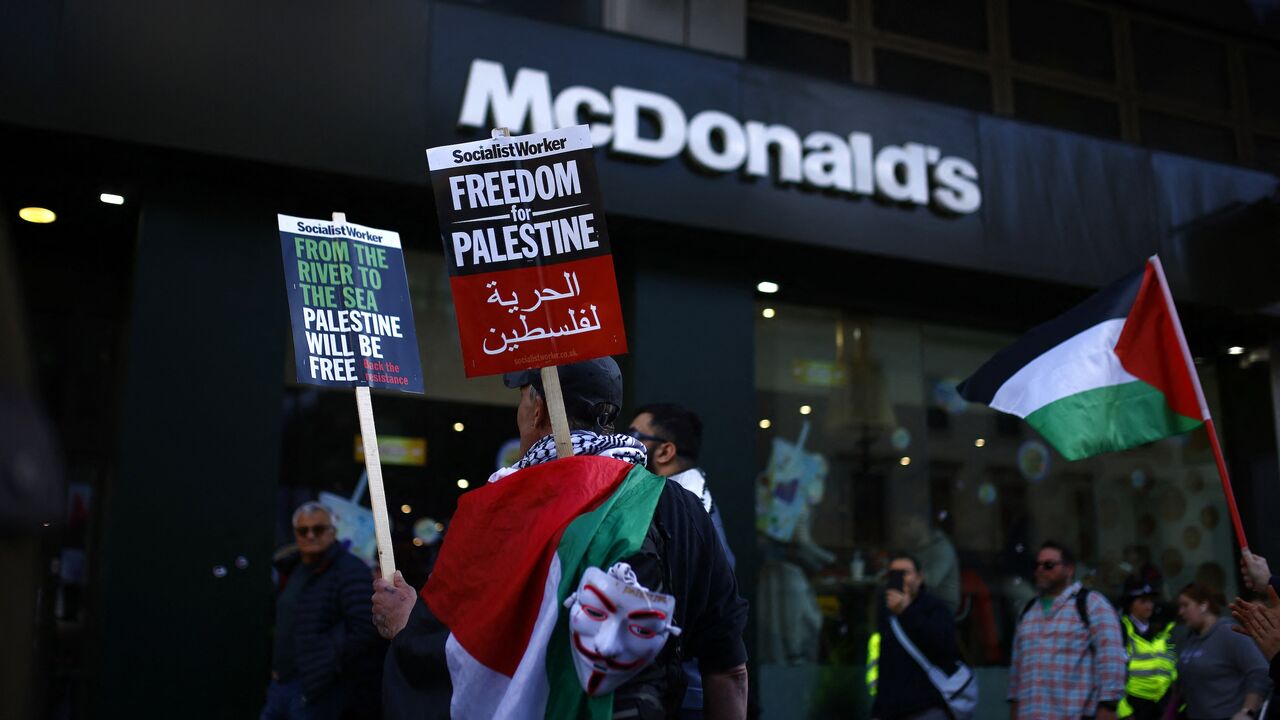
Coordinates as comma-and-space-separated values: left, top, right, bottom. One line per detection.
1008, 581, 1127, 718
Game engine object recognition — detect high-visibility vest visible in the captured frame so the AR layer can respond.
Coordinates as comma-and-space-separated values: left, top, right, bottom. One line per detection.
866, 632, 881, 697
1117, 616, 1176, 717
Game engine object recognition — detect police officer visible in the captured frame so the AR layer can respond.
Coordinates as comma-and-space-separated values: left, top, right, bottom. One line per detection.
1117, 579, 1177, 720
865, 631, 880, 701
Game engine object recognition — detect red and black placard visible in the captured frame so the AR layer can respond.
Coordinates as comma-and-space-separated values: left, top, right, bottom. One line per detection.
426, 125, 626, 377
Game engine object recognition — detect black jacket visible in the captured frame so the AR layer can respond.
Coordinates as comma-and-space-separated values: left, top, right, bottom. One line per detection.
274, 543, 385, 712
872, 589, 959, 720
383, 598, 452, 720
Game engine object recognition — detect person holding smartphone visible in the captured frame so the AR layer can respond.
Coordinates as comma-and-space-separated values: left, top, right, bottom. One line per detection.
870, 553, 961, 720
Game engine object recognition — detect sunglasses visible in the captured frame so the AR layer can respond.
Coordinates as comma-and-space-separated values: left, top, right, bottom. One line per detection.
1035, 560, 1061, 570
294, 524, 332, 538
625, 428, 671, 444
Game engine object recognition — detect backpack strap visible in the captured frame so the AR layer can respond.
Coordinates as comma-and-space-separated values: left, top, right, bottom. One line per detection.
612, 513, 686, 719
1019, 589, 1094, 643
1019, 596, 1037, 622
1076, 588, 1097, 655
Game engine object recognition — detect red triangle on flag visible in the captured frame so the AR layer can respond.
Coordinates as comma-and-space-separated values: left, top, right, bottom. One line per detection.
1113, 260, 1205, 423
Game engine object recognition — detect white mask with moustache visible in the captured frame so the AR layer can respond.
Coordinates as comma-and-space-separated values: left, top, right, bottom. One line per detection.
563, 562, 681, 696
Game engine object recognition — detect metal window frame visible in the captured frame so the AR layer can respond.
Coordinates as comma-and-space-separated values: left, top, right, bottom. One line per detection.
747, 0, 1280, 168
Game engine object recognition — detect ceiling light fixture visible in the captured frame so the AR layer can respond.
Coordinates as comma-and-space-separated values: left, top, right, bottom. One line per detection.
18, 207, 55, 224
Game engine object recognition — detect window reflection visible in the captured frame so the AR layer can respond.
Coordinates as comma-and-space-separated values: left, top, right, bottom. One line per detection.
753, 302, 1236, 719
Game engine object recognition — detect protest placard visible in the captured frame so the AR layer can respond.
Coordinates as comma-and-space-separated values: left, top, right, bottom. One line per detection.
426, 124, 626, 378
278, 213, 424, 393
279, 212, 422, 580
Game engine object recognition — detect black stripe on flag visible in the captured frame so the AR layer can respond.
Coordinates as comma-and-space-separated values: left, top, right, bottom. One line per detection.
957, 266, 1146, 405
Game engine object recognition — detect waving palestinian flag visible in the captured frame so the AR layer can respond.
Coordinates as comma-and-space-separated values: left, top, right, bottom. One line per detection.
958, 255, 1209, 460
422, 455, 665, 719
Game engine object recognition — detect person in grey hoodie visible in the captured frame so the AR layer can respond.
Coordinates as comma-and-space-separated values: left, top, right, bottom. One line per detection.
1175, 582, 1270, 720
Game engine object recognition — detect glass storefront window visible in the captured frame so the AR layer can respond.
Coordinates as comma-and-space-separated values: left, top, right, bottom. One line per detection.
753, 301, 1237, 719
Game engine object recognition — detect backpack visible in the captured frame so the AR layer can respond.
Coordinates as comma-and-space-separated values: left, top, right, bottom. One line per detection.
1019, 588, 1101, 653
610, 514, 688, 720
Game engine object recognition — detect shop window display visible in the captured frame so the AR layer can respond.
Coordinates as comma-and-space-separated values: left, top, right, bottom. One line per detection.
753, 303, 1237, 719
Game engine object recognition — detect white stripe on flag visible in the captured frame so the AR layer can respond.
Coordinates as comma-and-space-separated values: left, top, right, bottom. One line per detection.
448, 553, 563, 720
990, 318, 1138, 418
446, 635, 508, 720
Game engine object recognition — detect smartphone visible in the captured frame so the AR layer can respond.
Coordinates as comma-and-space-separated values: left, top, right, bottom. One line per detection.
886, 569, 905, 593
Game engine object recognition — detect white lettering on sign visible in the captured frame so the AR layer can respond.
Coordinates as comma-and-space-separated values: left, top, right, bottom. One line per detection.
456, 59, 982, 215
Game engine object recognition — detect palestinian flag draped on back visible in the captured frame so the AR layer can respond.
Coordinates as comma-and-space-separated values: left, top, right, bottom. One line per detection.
422, 455, 666, 720
957, 255, 1209, 460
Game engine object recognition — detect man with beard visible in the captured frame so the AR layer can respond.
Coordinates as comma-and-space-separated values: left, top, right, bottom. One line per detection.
1007, 541, 1125, 720
627, 403, 733, 570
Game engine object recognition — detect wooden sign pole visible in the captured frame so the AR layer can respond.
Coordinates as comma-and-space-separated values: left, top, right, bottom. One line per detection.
541, 366, 575, 459
334, 211, 397, 581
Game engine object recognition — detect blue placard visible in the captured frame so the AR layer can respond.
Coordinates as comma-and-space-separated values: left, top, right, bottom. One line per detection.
278, 214, 423, 393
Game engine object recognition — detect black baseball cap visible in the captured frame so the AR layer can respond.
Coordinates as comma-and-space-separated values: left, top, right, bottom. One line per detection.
1122, 578, 1156, 599
503, 357, 623, 428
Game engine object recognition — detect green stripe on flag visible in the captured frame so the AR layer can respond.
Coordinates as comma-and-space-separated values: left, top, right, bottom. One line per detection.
1026, 379, 1202, 461
545, 465, 668, 720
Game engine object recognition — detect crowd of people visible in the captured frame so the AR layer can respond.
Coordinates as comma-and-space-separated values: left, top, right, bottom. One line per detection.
263, 358, 747, 719
256, 357, 1280, 720
871, 540, 1280, 720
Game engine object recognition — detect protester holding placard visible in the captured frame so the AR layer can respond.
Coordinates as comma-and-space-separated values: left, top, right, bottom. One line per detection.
374, 357, 749, 720
392, 126, 747, 718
